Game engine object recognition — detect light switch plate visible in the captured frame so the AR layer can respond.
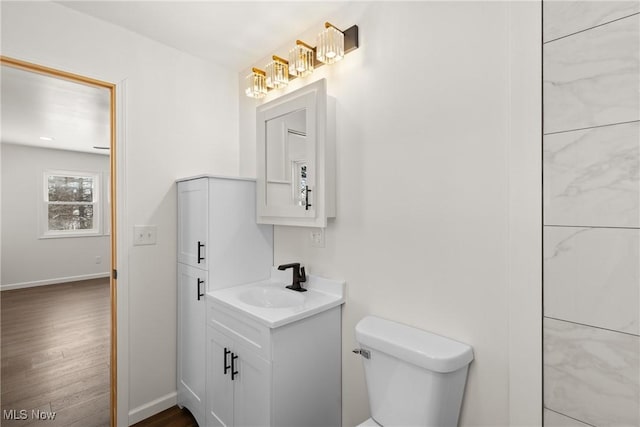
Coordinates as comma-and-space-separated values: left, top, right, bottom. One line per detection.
134, 225, 157, 246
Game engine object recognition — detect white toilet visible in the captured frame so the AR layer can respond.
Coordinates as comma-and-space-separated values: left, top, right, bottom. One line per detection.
354, 316, 474, 427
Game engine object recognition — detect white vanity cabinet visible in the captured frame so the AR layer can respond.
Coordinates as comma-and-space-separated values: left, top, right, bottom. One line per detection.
177, 176, 273, 427
206, 298, 342, 427
206, 325, 271, 427
256, 79, 336, 227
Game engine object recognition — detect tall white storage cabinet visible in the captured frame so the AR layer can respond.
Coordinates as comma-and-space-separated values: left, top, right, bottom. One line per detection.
177, 176, 273, 427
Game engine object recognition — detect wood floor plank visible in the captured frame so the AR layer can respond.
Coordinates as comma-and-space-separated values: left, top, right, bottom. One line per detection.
49, 370, 110, 412
1, 278, 110, 426
2, 355, 109, 391
131, 406, 198, 427
2, 364, 109, 406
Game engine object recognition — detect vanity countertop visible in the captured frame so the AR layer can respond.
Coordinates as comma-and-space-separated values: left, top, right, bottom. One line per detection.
207, 268, 345, 328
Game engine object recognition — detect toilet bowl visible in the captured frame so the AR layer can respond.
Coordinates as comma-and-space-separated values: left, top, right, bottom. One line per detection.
354, 316, 474, 427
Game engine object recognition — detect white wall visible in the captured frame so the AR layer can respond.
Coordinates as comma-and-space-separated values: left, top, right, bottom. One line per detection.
1, 144, 111, 288
1, 1, 239, 424
239, 2, 541, 426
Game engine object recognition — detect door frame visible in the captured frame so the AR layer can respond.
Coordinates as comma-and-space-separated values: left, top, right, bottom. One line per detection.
0, 55, 120, 426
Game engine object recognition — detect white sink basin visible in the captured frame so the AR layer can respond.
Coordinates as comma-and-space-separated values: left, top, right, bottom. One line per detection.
207, 268, 345, 328
238, 287, 304, 308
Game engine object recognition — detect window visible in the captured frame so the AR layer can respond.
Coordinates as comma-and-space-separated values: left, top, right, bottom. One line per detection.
43, 170, 101, 237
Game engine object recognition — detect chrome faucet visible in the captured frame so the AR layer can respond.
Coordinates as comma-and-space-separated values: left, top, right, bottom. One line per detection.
277, 263, 307, 292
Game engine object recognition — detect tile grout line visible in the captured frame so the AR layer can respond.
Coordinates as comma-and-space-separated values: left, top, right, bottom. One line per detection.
544, 407, 598, 427
544, 224, 640, 230
543, 12, 640, 44
544, 316, 640, 338
543, 119, 640, 136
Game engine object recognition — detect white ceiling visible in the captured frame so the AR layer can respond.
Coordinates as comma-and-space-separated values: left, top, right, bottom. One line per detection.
57, 1, 349, 71
1, 66, 111, 155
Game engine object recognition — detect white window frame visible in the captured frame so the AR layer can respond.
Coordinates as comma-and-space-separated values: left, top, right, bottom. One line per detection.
41, 169, 102, 238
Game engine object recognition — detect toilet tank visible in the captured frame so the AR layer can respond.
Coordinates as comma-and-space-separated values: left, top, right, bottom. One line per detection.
355, 316, 474, 427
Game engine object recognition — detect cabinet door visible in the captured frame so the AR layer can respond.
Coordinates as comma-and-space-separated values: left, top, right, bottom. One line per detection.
177, 264, 206, 427
233, 345, 271, 427
178, 178, 209, 269
207, 326, 234, 427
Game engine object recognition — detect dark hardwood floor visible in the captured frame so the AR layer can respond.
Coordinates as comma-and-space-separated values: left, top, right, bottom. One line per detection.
132, 406, 198, 427
1, 278, 110, 427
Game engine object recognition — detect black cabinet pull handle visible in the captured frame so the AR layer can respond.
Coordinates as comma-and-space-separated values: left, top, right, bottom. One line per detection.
224, 348, 231, 375
198, 240, 204, 264
304, 185, 312, 211
231, 353, 239, 380
197, 241, 205, 263
197, 278, 204, 301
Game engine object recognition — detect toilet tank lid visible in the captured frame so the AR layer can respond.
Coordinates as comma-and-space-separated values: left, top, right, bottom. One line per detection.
355, 316, 474, 373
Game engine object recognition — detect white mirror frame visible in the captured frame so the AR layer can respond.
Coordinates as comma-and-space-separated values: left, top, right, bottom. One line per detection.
256, 79, 334, 227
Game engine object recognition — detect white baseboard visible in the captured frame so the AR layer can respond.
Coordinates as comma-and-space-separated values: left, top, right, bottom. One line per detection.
0, 272, 111, 291
128, 391, 177, 425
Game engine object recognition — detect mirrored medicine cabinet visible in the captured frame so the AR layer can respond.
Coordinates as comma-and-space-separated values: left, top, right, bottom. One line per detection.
256, 79, 335, 227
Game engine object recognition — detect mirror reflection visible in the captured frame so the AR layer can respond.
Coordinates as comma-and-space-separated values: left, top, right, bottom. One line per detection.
265, 108, 311, 209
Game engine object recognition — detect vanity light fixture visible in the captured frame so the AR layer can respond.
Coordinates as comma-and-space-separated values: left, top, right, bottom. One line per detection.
245, 67, 267, 99
316, 22, 344, 64
266, 55, 289, 89
245, 22, 358, 98
288, 40, 315, 77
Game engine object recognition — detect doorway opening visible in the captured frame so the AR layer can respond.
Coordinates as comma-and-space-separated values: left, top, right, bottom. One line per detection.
0, 56, 117, 426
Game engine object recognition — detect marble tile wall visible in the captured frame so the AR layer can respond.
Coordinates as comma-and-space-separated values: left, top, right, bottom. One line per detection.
544, 227, 639, 335
544, 319, 640, 427
543, 409, 592, 427
543, 15, 639, 134
543, 2, 640, 426
543, 122, 639, 228
544, 1, 640, 42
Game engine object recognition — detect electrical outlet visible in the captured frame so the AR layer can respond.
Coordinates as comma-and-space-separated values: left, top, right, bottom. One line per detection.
310, 228, 325, 248
133, 225, 158, 246
95, 256, 102, 264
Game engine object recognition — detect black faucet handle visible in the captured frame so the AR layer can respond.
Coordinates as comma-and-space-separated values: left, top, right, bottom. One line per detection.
280, 262, 307, 292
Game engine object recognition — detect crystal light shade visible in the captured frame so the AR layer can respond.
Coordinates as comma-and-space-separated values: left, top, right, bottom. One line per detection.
316, 23, 344, 64
244, 23, 358, 100
288, 41, 314, 77
266, 56, 289, 89
245, 68, 267, 99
